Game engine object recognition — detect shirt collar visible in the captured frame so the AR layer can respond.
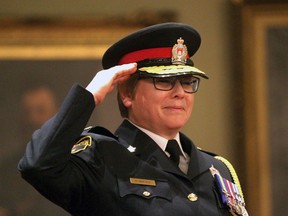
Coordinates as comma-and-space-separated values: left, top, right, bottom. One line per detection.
128, 120, 187, 158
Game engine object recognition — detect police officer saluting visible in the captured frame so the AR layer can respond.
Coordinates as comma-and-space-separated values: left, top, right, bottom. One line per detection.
18, 22, 248, 216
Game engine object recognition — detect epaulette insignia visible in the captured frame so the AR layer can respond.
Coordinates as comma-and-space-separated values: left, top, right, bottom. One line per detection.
210, 165, 249, 216
71, 136, 92, 154
84, 126, 93, 131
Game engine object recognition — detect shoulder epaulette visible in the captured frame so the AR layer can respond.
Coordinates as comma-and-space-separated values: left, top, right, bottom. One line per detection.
197, 147, 217, 156
197, 147, 244, 201
84, 126, 119, 140
214, 156, 244, 201
198, 147, 247, 215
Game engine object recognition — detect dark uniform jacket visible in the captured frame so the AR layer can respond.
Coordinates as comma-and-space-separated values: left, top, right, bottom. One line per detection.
18, 84, 233, 216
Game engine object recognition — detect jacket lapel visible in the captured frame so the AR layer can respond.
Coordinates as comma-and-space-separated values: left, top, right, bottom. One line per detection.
180, 133, 212, 180
115, 120, 185, 177
115, 120, 211, 180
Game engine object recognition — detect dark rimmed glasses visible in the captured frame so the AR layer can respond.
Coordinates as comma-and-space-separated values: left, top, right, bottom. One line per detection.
139, 75, 200, 93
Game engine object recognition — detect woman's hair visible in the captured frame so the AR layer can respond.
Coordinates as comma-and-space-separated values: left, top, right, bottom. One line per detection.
117, 73, 139, 118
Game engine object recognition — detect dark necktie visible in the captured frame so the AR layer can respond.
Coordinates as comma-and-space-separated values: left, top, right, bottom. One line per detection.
165, 139, 182, 166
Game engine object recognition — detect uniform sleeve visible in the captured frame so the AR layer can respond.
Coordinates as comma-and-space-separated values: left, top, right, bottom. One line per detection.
17, 83, 97, 213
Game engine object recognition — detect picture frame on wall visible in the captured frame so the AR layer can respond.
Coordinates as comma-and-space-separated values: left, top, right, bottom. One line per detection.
0, 18, 142, 135
242, 4, 288, 216
0, 18, 142, 216
0, 18, 140, 59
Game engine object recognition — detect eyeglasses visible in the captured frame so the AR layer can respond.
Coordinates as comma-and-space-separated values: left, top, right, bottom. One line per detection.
139, 75, 200, 93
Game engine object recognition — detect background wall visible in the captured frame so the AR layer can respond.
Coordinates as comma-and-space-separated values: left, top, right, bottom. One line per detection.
0, 0, 246, 215
0, 0, 244, 164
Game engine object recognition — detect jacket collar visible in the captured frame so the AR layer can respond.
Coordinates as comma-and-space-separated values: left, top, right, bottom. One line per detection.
115, 120, 211, 180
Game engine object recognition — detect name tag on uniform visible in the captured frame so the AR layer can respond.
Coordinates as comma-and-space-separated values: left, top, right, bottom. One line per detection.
130, 178, 156, 186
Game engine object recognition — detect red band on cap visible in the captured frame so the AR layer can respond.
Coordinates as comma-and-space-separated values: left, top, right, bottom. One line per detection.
118, 47, 174, 65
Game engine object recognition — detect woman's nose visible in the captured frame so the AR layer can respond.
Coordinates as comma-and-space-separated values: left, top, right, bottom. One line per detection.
171, 80, 185, 95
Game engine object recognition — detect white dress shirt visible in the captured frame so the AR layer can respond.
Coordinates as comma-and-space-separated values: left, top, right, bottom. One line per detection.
128, 120, 190, 174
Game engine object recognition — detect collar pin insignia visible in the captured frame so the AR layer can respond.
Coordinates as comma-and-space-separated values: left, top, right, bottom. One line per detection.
127, 145, 136, 152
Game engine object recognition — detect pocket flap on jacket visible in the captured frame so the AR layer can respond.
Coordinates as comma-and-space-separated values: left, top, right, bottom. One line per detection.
117, 177, 172, 201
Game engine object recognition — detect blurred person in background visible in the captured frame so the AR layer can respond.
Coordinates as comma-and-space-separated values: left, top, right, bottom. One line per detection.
0, 84, 67, 216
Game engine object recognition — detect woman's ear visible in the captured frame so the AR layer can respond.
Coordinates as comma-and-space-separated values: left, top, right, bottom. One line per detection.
118, 85, 133, 108
121, 94, 132, 108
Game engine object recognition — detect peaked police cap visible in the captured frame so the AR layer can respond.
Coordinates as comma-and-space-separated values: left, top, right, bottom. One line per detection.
102, 22, 208, 79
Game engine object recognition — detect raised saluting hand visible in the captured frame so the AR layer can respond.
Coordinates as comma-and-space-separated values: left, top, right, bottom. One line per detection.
86, 63, 137, 105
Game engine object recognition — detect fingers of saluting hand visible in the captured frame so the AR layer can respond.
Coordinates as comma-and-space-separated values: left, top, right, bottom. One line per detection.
86, 63, 137, 105
109, 63, 138, 84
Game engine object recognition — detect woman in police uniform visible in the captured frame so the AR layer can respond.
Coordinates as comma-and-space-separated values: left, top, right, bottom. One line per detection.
18, 23, 247, 216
